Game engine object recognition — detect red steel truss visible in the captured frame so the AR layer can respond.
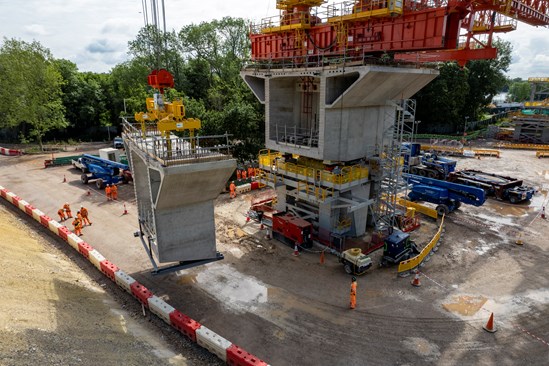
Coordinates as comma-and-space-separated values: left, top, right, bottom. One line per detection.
250, 0, 549, 66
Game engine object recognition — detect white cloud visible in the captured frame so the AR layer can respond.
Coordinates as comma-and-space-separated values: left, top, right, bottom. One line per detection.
24, 24, 48, 37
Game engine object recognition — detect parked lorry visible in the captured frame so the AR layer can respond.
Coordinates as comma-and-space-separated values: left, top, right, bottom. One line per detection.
404, 173, 486, 215
78, 154, 132, 189
447, 169, 534, 203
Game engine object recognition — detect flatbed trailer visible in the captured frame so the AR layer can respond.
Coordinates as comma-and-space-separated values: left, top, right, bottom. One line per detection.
447, 170, 534, 203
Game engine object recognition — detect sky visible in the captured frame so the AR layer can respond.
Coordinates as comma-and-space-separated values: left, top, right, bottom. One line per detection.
0, 0, 547, 79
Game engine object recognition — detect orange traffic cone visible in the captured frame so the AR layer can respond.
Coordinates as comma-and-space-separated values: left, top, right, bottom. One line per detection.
541, 207, 546, 219
123, 204, 128, 215
246, 215, 250, 222
86, 189, 91, 196
483, 312, 497, 333
63, 175, 67, 183
319, 251, 325, 264
260, 223, 264, 230
266, 229, 271, 240
411, 270, 421, 287
292, 244, 299, 257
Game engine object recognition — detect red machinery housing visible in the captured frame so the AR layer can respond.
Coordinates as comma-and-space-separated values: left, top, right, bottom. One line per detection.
272, 212, 314, 249
250, 0, 549, 66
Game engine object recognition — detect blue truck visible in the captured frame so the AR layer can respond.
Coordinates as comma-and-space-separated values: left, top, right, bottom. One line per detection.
404, 173, 486, 216
78, 154, 132, 189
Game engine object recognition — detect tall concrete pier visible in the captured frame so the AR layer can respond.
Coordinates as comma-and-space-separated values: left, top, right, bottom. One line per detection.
242, 64, 438, 241
122, 120, 236, 266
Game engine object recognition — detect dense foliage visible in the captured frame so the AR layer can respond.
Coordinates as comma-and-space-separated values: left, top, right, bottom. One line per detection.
414, 39, 512, 134
0, 26, 513, 154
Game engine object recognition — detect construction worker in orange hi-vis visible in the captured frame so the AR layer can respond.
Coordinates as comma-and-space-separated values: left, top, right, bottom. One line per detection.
57, 208, 66, 222
229, 181, 236, 199
111, 184, 118, 200
248, 167, 254, 178
242, 169, 247, 180
236, 170, 241, 180
105, 184, 112, 201
80, 206, 92, 226
72, 216, 83, 236
63, 202, 73, 218
350, 276, 357, 309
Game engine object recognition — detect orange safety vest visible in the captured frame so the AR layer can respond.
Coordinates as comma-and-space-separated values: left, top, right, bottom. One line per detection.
111, 185, 117, 193
80, 207, 88, 217
105, 186, 111, 194
63, 203, 70, 211
229, 183, 236, 192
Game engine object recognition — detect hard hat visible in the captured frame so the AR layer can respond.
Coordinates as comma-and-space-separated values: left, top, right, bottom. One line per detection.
65, 202, 68, 205
352, 276, 357, 282
81, 206, 84, 208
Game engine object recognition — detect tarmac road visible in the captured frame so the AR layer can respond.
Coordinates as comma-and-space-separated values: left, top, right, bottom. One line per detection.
1, 148, 548, 365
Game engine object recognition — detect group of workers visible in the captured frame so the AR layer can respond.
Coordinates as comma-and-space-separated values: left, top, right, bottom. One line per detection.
105, 183, 118, 201
57, 202, 92, 236
235, 166, 256, 181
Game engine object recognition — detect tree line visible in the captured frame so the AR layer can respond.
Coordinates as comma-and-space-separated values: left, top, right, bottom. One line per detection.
0, 17, 513, 157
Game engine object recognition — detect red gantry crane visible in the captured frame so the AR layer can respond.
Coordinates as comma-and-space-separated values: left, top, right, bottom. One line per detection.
250, 0, 549, 66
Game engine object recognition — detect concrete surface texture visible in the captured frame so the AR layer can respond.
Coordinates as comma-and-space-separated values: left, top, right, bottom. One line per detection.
1, 145, 549, 365
127, 136, 236, 263
242, 65, 438, 161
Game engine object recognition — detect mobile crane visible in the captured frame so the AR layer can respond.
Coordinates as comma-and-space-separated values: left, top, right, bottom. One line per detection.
404, 173, 486, 215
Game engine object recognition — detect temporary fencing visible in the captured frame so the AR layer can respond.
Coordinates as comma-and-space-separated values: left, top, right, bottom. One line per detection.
0, 183, 270, 366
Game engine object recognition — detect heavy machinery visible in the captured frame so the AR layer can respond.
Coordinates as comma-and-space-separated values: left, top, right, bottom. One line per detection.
250, 0, 549, 66
379, 229, 420, 267
404, 173, 486, 215
403, 143, 457, 179
78, 154, 132, 189
339, 248, 372, 275
447, 170, 535, 203
272, 212, 314, 249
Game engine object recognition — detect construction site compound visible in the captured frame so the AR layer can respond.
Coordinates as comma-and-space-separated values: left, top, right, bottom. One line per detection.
1, 0, 549, 365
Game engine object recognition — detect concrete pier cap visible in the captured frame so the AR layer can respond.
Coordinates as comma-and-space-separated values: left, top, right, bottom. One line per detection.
242, 64, 439, 161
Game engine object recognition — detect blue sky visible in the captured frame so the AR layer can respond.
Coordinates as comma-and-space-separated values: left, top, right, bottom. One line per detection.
0, 0, 547, 79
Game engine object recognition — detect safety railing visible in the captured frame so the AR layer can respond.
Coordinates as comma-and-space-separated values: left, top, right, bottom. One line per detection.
297, 181, 334, 202
122, 119, 233, 167
397, 214, 445, 275
494, 142, 549, 150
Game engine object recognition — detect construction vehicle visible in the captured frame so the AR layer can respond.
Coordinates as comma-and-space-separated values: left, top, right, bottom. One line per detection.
339, 248, 372, 275
379, 229, 420, 267
272, 212, 313, 249
78, 154, 132, 189
447, 170, 535, 203
404, 173, 486, 216
403, 143, 457, 179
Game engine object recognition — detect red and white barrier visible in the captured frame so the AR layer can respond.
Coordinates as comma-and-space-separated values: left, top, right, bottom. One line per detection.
0, 147, 22, 156
148, 295, 175, 324
0, 184, 270, 365
197, 326, 232, 362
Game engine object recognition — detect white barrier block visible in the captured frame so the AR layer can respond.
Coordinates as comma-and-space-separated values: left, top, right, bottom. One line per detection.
88, 249, 106, 270
148, 295, 175, 325
196, 326, 232, 361
32, 208, 45, 222
48, 220, 63, 235
17, 199, 29, 211
114, 270, 136, 294
67, 233, 84, 250
236, 183, 252, 194
0, 185, 4, 190
5, 191, 17, 204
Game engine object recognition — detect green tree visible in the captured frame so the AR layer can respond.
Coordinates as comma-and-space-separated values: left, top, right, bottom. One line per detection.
508, 81, 531, 102
0, 38, 67, 148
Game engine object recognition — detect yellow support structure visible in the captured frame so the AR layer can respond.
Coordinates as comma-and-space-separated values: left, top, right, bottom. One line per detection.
467, 149, 500, 158
420, 144, 464, 155
398, 198, 438, 219
536, 151, 549, 158
494, 143, 549, 150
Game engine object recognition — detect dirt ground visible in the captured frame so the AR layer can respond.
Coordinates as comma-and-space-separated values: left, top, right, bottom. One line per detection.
0, 144, 548, 365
